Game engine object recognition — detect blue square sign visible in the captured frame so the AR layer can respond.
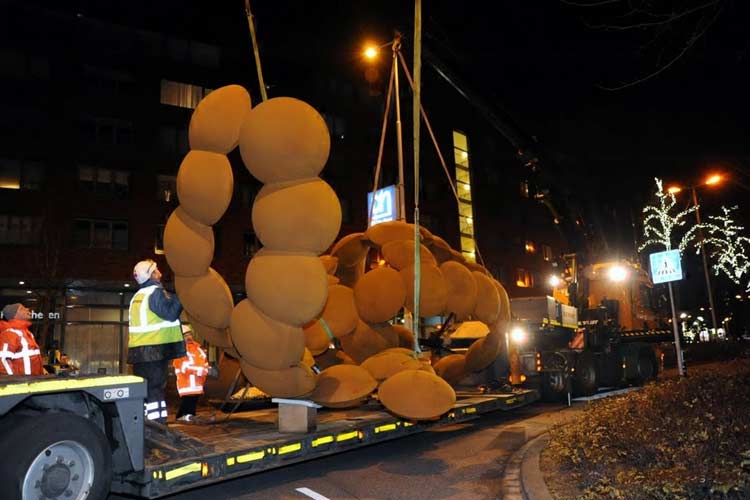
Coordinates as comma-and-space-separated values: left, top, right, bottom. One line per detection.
367, 185, 399, 226
649, 249, 683, 284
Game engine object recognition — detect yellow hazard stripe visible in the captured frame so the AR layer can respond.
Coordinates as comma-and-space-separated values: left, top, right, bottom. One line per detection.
236, 450, 265, 463
336, 431, 359, 442
278, 443, 302, 455
312, 435, 334, 447
165, 462, 201, 481
374, 423, 397, 433
0, 375, 144, 397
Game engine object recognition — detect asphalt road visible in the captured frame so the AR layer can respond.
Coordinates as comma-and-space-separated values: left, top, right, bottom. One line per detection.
109, 402, 569, 500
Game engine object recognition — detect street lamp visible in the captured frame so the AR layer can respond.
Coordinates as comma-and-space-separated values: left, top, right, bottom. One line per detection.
666, 173, 724, 338
363, 34, 406, 222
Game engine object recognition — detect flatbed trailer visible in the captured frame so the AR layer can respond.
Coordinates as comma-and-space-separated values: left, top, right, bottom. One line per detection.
0, 374, 537, 499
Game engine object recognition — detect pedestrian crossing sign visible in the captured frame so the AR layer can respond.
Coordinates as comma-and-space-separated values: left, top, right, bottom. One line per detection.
649, 249, 683, 284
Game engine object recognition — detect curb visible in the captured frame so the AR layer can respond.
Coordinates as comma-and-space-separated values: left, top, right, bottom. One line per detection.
501, 432, 553, 500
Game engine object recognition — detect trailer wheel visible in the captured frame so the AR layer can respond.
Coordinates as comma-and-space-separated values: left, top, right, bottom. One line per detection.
573, 353, 598, 397
0, 413, 111, 500
541, 371, 568, 402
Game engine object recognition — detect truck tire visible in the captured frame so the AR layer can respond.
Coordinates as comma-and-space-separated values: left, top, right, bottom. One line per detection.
0, 412, 111, 500
541, 371, 568, 402
573, 353, 598, 397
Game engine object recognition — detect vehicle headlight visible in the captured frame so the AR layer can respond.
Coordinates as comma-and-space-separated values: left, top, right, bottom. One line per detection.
510, 327, 527, 344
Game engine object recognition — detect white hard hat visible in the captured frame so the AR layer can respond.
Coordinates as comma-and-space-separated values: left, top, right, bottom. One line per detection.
181, 323, 193, 335
133, 260, 157, 285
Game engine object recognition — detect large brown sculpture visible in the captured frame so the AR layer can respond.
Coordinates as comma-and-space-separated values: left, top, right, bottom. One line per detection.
166, 85, 513, 421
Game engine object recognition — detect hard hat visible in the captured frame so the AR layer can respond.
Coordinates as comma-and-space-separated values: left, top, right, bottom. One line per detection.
181, 323, 193, 335
133, 260, 157, 285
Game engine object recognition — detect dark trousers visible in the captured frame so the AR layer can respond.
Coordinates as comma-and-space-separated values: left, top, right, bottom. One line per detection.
133, 359, 168, 423
177, 395, 199, 418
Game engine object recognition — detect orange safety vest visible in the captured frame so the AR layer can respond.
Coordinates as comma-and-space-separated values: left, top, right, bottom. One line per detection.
0, 319, 44, 376
172, 340, 209, 396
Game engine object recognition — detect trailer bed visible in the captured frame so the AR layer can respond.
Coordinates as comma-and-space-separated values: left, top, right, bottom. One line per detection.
111, 389, 538, 498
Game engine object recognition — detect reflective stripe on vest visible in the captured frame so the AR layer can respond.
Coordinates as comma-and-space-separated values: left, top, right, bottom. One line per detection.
128, 286, 182, 347
7, 329, 41, 375
0, 342, 14, 374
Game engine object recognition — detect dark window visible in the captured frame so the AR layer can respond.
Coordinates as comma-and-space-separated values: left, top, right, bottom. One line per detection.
72, 219, 128, 250
159, 125, 177, 154
0, 215, 42, 245
155, 225, 165, 254
340, 198, 352, 224
78, 166, 129, 197
190, 42, 220, 68
78, 117, 133, 145
157, 175, 177, 202
520, 179, 530, 198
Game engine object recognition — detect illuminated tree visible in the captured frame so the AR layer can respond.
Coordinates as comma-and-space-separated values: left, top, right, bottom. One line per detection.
701, 206, 750, 285
639, 178, 703, 253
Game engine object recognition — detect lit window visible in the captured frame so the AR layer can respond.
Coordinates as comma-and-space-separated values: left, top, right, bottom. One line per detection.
78, 165, 129, 197
542, 245, 552, 262
160, 79, 206, 109
155, 225, 165, 255
520, 180, 529, 198
525, 241, 536, 254
515, 268, 533, 288
0, 159, 21, 189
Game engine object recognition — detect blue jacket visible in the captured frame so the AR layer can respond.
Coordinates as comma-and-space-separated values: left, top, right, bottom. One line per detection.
127, 279, 185, 364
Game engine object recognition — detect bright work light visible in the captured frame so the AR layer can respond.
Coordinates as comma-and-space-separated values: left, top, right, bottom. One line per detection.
607, 265, 628, 282
510, 327, 527, 344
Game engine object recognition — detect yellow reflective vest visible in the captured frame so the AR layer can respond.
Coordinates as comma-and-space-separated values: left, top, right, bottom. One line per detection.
128, 285, 182, 348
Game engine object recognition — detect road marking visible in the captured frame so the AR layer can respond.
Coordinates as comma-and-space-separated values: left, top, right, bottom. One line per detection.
295, 487, 331, 500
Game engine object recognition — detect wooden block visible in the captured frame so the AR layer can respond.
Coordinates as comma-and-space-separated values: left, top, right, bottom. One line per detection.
273, 398, 321, 433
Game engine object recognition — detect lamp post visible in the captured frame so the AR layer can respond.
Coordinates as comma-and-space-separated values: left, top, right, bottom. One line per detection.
667, 173, 723, 338
363, 35, 406, 222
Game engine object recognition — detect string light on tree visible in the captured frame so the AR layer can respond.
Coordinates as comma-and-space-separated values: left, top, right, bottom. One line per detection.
701, 206, 750, 285
639, 178, 704, 253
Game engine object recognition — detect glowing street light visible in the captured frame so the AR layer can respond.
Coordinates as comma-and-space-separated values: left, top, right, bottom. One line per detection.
548, 275, 561, 288
607, 265, 629, 282
363, 45, 378, 60
704, 173, 722, 186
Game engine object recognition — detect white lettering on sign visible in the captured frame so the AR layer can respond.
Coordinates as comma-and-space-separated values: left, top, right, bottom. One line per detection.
102, 387, 130, 401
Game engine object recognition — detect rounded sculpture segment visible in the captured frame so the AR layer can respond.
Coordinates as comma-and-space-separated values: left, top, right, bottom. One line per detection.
492, 279, 512, 322
244, 249, 328, 326
301, 348, 315, 369
381, 239, 436, 270
425, 235, 454, 264
378, 370, 456, 420
303, 320, 332, 356
361, 351, 415, 382
440, 261, 478, 320
230, 299, 305, 370
364, 220, 418, 247
319, 255, 339, 275
392, 324, 415, 348
339, 320, 392, 364
353, 267, 406, 323
433, 354, 467, 385
400, 263, 448, 318
310, 364, 378, 408
252, 178, 341, 253
372, 323, 400, 349
320, 284, 360, 338
330, 233, 369, 267
186, 312, 232, 348
240, 360, 317, 398
175, 268, 234, 329
189, 84, 251, 154
472, 271, 501, 325
176, 150, 234, 225
464, 331, 502, 373
239, 97, 330, 184
164, 207, 214, 277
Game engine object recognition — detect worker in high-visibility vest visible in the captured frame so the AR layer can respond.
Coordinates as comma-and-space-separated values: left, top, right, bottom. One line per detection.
128, 259, 185, 424
0, 303, 43, 376
173, 324, 209, 422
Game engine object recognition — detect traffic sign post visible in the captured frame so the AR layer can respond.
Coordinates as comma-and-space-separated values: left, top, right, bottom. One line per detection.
649, 250, 686, 376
